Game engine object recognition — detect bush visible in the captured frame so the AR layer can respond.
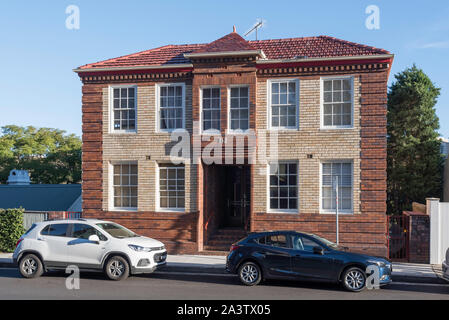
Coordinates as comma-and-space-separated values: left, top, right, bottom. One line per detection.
0, 208, 26, 252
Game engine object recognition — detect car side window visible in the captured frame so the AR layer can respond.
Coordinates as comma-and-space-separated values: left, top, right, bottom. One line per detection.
293, 236, 321, 252
41, 224, 69, 237
266, 235, 289, 248
72, 224, 107, 241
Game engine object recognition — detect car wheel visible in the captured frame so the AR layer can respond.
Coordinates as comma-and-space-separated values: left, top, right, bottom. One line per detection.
238, 262, 262, 286
105, 256, 129, 281
342, 267, 366, 292
19, 254, 44, 279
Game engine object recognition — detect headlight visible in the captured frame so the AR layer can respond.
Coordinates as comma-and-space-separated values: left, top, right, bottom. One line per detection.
128, 244, 165, 252
128, 244, 152, 252
367, 260, 386, 267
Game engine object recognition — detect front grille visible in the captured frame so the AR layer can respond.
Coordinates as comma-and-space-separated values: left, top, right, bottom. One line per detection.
154, 252, 167, 263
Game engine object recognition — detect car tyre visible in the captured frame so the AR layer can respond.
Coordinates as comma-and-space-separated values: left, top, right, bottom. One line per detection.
238, 261, 262, 286
19, 254, 44, 279
105, 256, 129, 281
342, 267, 366, 292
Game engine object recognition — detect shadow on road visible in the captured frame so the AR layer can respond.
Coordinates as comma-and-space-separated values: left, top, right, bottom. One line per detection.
144, 272, 345, 292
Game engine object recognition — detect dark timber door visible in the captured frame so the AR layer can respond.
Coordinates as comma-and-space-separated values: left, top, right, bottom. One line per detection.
224, 166, 250, 228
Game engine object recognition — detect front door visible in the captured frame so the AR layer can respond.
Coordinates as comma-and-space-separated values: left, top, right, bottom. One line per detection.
224, 166, 250, 228
290, 234, 336, 280
66, 223, 107, 268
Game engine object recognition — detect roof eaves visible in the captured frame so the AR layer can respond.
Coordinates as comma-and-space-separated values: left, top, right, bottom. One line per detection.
73, 63, 194, 73
256, 53, 395, 64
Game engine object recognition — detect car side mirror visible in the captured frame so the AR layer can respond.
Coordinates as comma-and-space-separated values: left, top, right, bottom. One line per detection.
313, 246, 324, 255
88, 235, 100, 244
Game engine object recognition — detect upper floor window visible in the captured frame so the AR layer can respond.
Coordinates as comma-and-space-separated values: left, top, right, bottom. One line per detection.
111, 86, 136, 132
229, 86, 249, 131
269, 80, 299, 129
321, 161, 352, 213
112, 163, 138, 210
158, 84, 185, 131
269, 162, 298, 212
322, 78, 353, 128
202, 87, 220, 132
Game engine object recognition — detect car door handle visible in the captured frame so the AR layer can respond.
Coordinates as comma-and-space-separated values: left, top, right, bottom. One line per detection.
37, 238, 45, 241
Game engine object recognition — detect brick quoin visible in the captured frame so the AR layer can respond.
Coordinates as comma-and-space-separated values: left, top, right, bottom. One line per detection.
76, 32, 393, 256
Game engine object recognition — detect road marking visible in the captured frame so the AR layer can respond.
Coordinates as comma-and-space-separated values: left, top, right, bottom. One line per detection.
155, 271, 236, 277
392, 281, 449, 287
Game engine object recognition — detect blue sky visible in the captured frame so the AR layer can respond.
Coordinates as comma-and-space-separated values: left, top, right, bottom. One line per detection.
1, 1, 448, 137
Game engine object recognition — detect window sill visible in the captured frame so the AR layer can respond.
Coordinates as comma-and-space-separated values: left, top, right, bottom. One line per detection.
267, 210, 299, 214
108, 131, 137, 135
156, 208, 185, 213
109, 208, 138, 212
319, 126, 354, 131
268, 127, 299, 132
319, 210, 353, 215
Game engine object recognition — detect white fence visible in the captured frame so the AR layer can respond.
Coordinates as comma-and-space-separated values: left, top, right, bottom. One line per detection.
428, 198, 449, 264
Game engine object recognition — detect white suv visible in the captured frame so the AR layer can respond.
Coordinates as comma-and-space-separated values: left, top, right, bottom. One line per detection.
13, 219, 167, 281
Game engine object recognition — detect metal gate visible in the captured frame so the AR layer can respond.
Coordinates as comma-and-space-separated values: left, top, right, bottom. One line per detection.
387, 215, 409, 261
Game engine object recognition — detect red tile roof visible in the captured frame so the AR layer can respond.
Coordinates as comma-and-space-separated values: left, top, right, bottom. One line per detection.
190, 31, 256, 54
77, 33, 390, 70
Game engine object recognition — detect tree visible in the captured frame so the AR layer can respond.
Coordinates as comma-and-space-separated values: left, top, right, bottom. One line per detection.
0, 125, 81, 184
387, 65, 444, 215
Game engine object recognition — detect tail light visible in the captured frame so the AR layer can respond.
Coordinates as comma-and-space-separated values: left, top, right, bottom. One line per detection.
16, 238, 23, 248
229, 244, 240, 252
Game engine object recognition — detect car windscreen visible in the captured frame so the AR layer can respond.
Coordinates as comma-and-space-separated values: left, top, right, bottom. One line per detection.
96, 223, 138, 239
309, 234, 340, 249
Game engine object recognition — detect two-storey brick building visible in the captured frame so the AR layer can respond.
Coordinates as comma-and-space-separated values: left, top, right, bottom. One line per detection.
75, 29, 393, 256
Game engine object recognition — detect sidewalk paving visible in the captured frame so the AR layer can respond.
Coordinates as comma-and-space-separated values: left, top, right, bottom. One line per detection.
1, 252, 447, 284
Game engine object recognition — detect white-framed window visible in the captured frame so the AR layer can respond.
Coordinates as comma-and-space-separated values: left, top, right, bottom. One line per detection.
110, 86, 137, 132
158, 164, 185, 211
228, 86, 249, 132
268, 162, 298, 212
201, 87, 221, 132
157, 83, 185, 132
111, 163, 138, 210
321, 77, 353, 128
268, 79, 299, 130
320, 161, 353, 213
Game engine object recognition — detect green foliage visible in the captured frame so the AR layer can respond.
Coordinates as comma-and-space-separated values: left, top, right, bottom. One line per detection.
0, 208, 26, 252
0, 125, 81, 184
387, 65, 444, 215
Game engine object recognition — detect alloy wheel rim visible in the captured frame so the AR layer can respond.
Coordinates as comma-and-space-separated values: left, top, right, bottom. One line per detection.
241, 265, 258, 283
109, 260, 124, 277
345, 270, 365, 290
22, 258, 37, 275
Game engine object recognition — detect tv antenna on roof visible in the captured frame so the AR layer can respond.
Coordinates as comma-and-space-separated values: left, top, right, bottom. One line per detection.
244, 19, 265, 40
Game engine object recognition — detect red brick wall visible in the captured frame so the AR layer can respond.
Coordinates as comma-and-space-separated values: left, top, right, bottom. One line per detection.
80, 61, 390, 256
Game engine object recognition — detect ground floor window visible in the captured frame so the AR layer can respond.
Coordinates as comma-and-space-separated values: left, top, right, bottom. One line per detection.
159, 164, 185, 210
321, 161, 352, 212
269, 162, 298, 211
112, 163, 138, 209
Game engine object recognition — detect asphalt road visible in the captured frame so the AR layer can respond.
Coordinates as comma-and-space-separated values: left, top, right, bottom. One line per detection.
0, 268, 448, 300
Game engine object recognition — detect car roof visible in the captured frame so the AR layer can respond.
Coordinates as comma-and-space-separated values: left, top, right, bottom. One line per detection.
247, 230, 308, 238
36, 218, 106, 226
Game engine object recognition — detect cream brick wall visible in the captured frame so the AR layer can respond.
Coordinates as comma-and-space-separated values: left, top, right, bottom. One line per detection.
101, 83, 198, 213
100, 75, 362, 216
253, 75, 362, 215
